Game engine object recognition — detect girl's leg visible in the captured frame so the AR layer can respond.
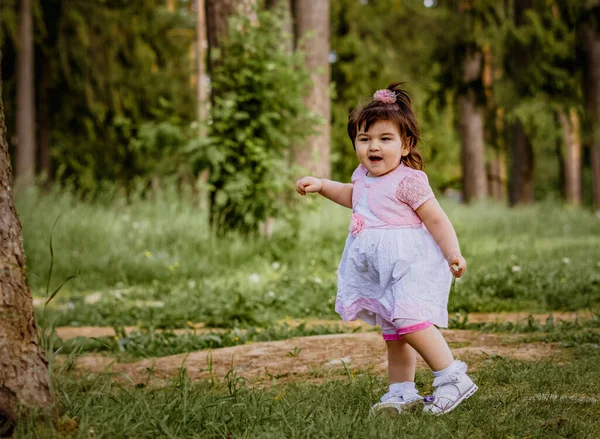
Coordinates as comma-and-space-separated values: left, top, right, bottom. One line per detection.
370, 323, 422, 413
397, 322, 478, 415
400, 325, 454, 372
386, 339, 417, 383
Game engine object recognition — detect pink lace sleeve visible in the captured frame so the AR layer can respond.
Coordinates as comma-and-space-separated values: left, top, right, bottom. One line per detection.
396, 172, 435, 210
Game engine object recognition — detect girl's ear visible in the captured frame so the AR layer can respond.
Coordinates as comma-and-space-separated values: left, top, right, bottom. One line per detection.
401, 140, 411, 156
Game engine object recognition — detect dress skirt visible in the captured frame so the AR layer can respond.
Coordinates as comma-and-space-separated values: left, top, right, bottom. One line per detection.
335, 226, 453, 329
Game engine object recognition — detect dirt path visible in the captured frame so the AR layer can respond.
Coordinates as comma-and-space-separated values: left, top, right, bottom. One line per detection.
61, 329, 561, 386
53, 311, 594, 341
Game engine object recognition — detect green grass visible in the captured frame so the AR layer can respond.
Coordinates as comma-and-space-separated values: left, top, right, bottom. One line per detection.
14, 344, 600, 438
11, 189, 600, 437
17, 189, 600, 329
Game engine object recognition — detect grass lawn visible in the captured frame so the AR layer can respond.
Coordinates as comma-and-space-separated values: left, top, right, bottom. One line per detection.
15, 333, 600, 438
10, 189, 600, 437
17, 189, 600, 330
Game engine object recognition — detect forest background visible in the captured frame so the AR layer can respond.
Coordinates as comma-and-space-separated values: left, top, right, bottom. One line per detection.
3, 0, 600, 230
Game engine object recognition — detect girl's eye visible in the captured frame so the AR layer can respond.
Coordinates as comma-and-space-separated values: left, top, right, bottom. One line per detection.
382, 137, 390, 141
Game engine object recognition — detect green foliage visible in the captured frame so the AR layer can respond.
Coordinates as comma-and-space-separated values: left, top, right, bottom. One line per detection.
200, 8, 317, 234
0, 0, 197, 192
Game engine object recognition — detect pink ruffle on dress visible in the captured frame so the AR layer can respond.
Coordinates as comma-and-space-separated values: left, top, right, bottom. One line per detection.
335, 163, 453, 329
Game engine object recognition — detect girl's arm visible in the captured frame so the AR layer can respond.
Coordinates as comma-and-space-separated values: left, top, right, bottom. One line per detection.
415, 198, 466, 277
296, 177, 353, 209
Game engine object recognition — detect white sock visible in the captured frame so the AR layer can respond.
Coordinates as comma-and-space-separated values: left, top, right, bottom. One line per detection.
389, 381, 416, 395
431, 360, 469, 401
433, 360, 458, 378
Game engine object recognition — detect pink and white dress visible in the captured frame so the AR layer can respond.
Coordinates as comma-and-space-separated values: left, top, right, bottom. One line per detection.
335, 162, 453, 338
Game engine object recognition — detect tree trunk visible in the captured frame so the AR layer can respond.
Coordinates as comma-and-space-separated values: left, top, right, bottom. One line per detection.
0, 46, 54, 435
38, 58, 51, 187
489, 107, 507, 201
195, 0, 210, 211
15, 0, 36, 188
509, 119, 535, 205
458, 89, 487, 202
557, 108, 582, 206
508, 0, 535, 206
292, 0, 331, 179
196, 0, 208, 133
457, 48, 487, 203
583, 24, 600, 214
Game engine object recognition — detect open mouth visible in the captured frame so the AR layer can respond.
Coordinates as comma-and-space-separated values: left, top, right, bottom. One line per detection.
369, 156, 383, 162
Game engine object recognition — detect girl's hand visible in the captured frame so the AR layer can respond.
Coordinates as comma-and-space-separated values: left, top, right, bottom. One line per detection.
296, 177, 323, 195
446, 253, 467, 278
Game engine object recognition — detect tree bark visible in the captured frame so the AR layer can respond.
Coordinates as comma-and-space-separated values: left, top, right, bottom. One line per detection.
508, 0, 535, 206
509, 119, 535, 205
0, 46, 54, 434
457, 48, 487, 203
38, 59, 51, 186
458, 89, 487, 203
292, 0, 331, 179
557, 108, 582, 206
15, 0, 36, 188
489, 107, 507, 201
583, 23, 600, 213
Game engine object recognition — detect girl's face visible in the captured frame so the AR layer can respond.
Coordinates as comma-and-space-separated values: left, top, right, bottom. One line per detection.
355, 120, 409, 177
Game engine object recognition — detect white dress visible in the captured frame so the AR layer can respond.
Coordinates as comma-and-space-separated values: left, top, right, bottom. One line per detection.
335, 175, 453, 329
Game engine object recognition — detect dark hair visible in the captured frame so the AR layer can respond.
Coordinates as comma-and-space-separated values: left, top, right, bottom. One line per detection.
347, 82, 423, 170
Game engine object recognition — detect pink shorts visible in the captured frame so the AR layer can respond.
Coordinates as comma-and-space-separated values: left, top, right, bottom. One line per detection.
381, 318, 433, 341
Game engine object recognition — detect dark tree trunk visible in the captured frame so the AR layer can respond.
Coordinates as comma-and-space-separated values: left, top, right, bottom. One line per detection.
37, 58, 51, 186
457, 49, 487, 203
15, 0, 36, 188
489, 107, 507, 201
0, 46, 54, 435
557, 108, 582, 206
583, 22, 600, 213
508, 0, 535, 206
509, 119, 535, 205
292, 0, 331, 179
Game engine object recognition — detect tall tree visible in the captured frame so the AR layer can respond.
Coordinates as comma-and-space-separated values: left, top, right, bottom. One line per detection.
15, 0, 36, 187
457, 45, 487, 202
292, 0, 331, 179
0, 45, 54, 435
583, 6, 600, 213
507, 0, 535, 205
558, 108, 582, 205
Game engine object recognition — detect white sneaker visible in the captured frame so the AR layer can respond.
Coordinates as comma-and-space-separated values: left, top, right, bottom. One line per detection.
423, 361, 478, 415
370, 390, 424, 415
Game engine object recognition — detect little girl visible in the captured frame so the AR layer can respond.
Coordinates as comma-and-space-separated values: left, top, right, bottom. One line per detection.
296, 83, 478, 415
